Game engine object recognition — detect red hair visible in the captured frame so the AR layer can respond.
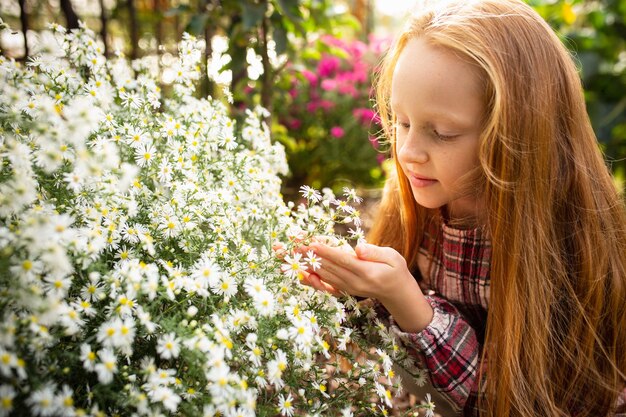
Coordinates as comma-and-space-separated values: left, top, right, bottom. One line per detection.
369, 1, 626, 415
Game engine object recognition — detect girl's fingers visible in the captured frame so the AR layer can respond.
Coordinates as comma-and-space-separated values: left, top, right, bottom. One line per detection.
272, 241, 287, 259
301, 272, 341, 296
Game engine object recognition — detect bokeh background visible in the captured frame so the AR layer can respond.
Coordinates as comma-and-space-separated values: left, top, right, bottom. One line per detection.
1, 0, 625, 200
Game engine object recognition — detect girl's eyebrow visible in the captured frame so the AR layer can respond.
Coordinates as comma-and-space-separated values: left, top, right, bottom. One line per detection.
390, 104, 473, 129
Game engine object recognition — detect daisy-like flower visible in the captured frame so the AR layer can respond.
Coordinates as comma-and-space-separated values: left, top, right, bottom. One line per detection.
211, 274, 238, 298
157, 333, 181, 360
312, 380, 330, 398
219, 133, 237, 150
421, 393, 436, 417
80, 276, 104, 302
299, 185, 321, 203
375, 381, 393, 408
43, 275, 72, 297
56, 385, 75, 416
253, 290, 276, 317
243, 276, 265, 298
267, 350, 288, 389
134, 143, 156, 167
191, 255, 222, 287
157, 160, 173, 184
304, 250, 322, 271
126, 127, 148, 148
27, 383, 56, 417
119, 91, 143, 109
80, 344, 97, 371
150, 386, 181, 413
159, 215, 180, 239
95, 348, 117, 384
0, 384, 16, 417
96, 319, 118, 348
281, 253, 305, 280
277, 393, 294, 417
288, 317, 313, 346
340, 407, 354, 417
342, 187, 363, 203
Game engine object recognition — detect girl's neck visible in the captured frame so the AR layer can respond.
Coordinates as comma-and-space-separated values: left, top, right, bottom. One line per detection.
443, 198, 487, 229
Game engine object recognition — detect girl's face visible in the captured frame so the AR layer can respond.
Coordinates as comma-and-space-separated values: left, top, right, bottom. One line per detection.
392, 37, 485, 221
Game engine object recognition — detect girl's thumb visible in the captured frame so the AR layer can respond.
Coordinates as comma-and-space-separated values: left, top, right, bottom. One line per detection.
355, 242, 385, 261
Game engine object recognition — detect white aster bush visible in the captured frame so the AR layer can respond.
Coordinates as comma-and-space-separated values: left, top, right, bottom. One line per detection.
0, 23, 433, 417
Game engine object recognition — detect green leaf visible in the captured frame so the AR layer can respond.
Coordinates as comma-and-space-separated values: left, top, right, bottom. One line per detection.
185, 14, 209, 36
276, 0, 302, 21
273, 24, 288, 55
164, 4, 191, 17
242, 2, 267, 30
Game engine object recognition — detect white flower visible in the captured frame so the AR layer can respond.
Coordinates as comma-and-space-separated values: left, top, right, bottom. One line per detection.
299, 185, 322, 203
253, 290, 276, 317
375, 381, 393, 408
95, 348, 117, 384
134, 143, 156, 167
211, 274, 237, 298
243, 276, 265, 298
280, 252, 305, 280
267, 350, 288, 389
119, 91, 143, 109
27, 383, 57, 416
55, 385, 75, 417
157, 160, 173, 183
342, 187, 363, 203
191, 255, 222, 288
0, 385, 16, 417
304, 250, 322, 271
340, 407, 354, 417
313, 380, 330, 398
421, 393, 436, 417
277, 393, 294, 417
80, 275, 104, 302
288, 318, 313, 346
157, 333, 181, 360
151, 386, 181, 412
80, 344, 97, 371
126, 127, 148, 148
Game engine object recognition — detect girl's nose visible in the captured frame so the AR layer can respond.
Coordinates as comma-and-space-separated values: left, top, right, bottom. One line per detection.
398, 136, 429, 164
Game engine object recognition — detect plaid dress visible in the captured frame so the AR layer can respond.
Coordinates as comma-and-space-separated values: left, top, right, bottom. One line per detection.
387, 219, 626, 416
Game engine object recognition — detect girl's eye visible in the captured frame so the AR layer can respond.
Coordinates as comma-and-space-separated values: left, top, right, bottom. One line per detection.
433, 130, 457, 141
396, 122, 410, 130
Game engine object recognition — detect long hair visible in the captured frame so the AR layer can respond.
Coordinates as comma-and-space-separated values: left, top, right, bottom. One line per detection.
369, 0, 626, 415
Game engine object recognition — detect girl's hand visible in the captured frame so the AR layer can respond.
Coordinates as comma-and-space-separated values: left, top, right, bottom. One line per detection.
305, 241, 434, 333
303, 241, 411, 300
272, 241, 340, 295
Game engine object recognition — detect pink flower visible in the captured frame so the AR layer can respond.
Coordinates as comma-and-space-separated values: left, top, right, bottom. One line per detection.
289, 88, 298, 99
330, 126, 345, 138
288, 119, 302, 130
338, 82, 357, 96
301, 69, 318, 85
318, 100, 335, 111
353, 108, 376, 125
306, 102, 318, 113
318, 56, 341, 77
321, 79, 337, 91
321, 34, 347, 50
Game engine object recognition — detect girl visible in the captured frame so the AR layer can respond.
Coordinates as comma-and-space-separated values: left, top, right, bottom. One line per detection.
299, 0, 626, 415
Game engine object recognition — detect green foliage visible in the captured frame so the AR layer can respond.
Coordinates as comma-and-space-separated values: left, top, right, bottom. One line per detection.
265, 34, 390, 194
530, 0, 626, 183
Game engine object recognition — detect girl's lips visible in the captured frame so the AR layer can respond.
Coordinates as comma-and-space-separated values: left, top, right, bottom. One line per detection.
408, 173, 437, 188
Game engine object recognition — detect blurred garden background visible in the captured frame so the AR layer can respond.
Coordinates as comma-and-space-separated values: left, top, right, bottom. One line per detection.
1, 0, 624, 200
